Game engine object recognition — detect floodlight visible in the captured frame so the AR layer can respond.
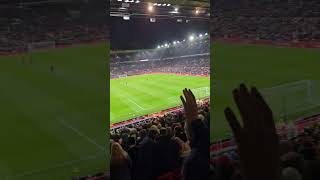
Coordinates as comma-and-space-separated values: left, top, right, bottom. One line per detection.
157, 45, 160, 49
123, 15, 130, 20
174, 8, 178, 12
148, 5, 154, 12
195, 9, 200, 15
162, 4, 166, 6
167, 4, 171, 6
189, 35, 195, 41
199, 34, 203, 37
205, 33, 208, 36
150, 17, 156, 22
173, 41, 176, 45
135, 0, 140, 3
117, 0, 122, 1
153, 3, 157, 5
164, 43, 168, 47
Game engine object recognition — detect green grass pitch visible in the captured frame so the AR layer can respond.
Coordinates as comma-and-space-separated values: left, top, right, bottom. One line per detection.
110, 74, 210, 124
212, 42, 320, 142
0, 43, 108, 179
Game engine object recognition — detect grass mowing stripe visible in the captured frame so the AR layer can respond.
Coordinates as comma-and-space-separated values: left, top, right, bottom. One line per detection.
111, 74, 209, 124
0, 43, 108, 179
5, 155, 101, 180
212, 42, 320, 141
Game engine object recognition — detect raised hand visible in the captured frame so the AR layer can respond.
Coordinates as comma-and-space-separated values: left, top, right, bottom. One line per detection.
180, 88, 198, 140
180, 88, 198, 124
224, 84, 281, 180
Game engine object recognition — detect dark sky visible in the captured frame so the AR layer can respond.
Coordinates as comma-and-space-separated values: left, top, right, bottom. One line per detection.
111, 16, 209, 50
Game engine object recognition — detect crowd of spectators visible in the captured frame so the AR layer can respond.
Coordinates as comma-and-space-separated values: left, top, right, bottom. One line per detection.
209, 84, 320, 180
211, 121, 320, 180
0, 1, 109, 53
111, 56, 209, 78
211, 0, 320, 42
111, 37, 210, 78
111, 90, 209, 180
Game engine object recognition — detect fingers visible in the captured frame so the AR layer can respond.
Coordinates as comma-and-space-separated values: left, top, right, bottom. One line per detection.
182, 88, 197, 107
188, 89, 197, 106
224, 107, 241, 138
180, 95, 186, 108
232, 84, 275, 131
233, 84, 251, 126
251, 86, 275, 130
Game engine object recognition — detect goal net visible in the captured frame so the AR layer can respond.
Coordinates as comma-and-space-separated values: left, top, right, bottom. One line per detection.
27, 41, 55, 52
261, 80, 320, 122
192, 87, 210, 100
117, 74, 128, 78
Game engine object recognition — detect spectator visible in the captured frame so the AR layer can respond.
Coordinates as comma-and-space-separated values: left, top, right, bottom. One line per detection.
111, 142, 132, 180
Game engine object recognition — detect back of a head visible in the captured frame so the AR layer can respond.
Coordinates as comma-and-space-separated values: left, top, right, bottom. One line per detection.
281, 152, 304, 173
282, 167, 302, 180
160, 127, 167, 136
111, 142, 128, 165
148, 127, 159, 140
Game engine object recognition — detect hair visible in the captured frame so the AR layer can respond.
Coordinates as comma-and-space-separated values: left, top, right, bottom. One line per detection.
160, 127, 167, 136
148, 127, 159, 140
111, 142, 129, 166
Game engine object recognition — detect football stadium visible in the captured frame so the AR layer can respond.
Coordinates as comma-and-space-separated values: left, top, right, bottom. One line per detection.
110, 0, 210, 179
0, 1, 108, 179
211, 0, 320, 179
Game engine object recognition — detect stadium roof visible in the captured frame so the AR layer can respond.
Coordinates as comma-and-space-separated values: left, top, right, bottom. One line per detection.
110, 0, 209, 20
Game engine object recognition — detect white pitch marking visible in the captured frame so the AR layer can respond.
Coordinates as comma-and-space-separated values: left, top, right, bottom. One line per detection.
127, 98, 145, 110
4, 155, 101, 180
60, 119, 105, 152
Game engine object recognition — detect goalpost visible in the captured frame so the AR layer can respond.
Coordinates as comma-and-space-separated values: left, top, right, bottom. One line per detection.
260, 80, 320, 123
117, 74, 128, 78
192, 87, 210, 100
27, 41, 56, 52
25, 41, 56, 63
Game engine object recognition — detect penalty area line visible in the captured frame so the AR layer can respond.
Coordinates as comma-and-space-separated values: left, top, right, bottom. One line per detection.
4, 154, 101, 180
59, 119, 105, 152
127, 98, 145, 110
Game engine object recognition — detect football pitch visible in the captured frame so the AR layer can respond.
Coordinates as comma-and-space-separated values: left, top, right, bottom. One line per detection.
0, 43, 108, 179
212, 42, 320, 142
110, 74, 210, 124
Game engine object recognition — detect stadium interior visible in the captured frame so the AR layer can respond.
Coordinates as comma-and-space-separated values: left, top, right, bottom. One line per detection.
110, 0, 210, 179
1, 0, 320, 179
211, 0, 320, 180
1, 0, 109, 180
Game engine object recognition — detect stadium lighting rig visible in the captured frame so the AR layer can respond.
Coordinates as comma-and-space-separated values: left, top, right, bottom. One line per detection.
148, 4, 154, 12
110, 0, 210, 21
156, 33, 208, 49
189, 35, 195, 41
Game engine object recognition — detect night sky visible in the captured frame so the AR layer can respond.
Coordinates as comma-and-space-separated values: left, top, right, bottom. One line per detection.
111, 16, 209, 50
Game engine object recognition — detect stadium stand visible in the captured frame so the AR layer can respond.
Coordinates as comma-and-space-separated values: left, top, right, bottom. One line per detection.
110, 33, 210, 179
110, 35, 209, 79
0, 1, 109, 54
110, 91, 209, 180
0, 1, 110, 179
212, 0, 320, 44
211, 1, 320, 179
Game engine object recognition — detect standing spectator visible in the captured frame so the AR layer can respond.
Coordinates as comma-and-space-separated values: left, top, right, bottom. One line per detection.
111, 142, 132, 180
